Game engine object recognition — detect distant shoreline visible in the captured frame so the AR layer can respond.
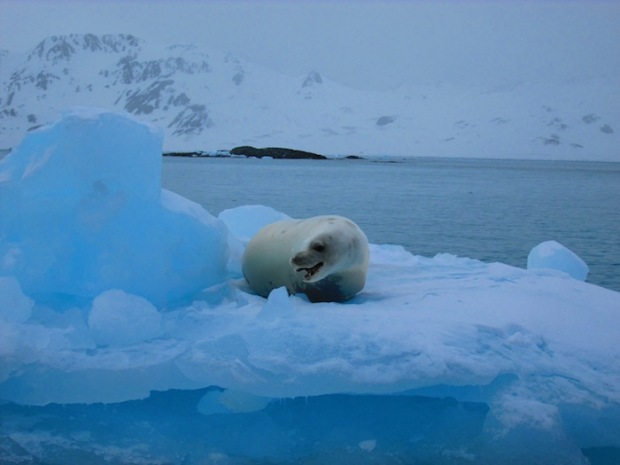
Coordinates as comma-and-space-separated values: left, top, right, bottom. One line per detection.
161, 151, 620, 167
2, 147, 616, 165
163, 146, 364, 161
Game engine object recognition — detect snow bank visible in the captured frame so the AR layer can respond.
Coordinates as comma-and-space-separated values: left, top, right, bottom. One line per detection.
0, 109, 228, 307
1, 110, 619, 463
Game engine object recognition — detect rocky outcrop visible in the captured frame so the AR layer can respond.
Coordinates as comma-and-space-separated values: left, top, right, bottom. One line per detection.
302, 71, 323, 88
0, 33, 241, 142
230, 146, 326, 159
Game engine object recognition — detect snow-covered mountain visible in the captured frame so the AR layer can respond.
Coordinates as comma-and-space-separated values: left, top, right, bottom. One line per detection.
1, 33, 618, 161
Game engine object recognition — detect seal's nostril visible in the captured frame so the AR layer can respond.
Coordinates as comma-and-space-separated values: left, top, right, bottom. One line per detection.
292, 252, 309, 266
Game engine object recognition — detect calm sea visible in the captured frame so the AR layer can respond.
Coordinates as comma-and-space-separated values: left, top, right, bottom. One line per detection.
162, 156, 620, 292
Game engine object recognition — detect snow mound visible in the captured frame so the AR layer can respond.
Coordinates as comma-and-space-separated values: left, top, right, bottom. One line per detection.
0, 109, 228, 307
527, 240, 589, 281
88, 290, 161, 347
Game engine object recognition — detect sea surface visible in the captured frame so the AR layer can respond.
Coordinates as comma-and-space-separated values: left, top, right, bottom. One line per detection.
162, 156, 620, 292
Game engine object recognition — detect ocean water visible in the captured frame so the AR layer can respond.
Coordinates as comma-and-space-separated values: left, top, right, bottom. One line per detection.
162, 156, 620, 292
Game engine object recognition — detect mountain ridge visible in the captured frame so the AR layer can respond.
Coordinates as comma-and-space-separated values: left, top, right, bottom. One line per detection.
0, 33, 617, 161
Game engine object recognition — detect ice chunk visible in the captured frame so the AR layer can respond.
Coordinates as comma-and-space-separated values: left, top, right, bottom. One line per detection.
0, 276, 33, 323
218, 204, 291, 245
0, 109, 228, 306
527, 240, 589, 281
89, 290, 161, 347
257, 286, 295, 321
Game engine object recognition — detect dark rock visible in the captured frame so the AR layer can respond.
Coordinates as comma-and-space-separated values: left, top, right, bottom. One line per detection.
230, 146, 326, 159
163, 150, 231, 158
163, 151, 203, 157
124, 79, 174, 114
168, 104, 212, 135
232, 72, 244, 85
376, 115, 395, 126
541, 134, 561, 145
302, 71, 323, 88
582, 113, 600, 124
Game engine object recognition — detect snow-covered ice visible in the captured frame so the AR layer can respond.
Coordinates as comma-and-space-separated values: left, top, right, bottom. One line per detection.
1, 110, 619, 464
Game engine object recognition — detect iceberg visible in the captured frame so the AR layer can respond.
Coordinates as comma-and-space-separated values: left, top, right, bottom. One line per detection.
0, 108, 228, 307
1, 110, 619, 464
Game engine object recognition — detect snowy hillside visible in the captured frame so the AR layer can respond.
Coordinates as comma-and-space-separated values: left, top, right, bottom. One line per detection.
0, 33, 618, 161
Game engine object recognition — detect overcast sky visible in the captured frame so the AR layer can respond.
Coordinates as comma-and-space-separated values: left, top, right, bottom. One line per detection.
1, 0, 619, 90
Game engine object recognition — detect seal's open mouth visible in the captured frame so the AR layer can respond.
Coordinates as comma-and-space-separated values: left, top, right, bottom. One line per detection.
297, 262, 323, 280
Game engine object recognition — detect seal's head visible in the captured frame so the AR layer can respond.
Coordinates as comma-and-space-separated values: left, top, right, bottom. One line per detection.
290, 217, 368, 283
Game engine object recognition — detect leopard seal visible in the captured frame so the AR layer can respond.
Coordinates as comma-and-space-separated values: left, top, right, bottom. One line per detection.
242, 216, 369, 302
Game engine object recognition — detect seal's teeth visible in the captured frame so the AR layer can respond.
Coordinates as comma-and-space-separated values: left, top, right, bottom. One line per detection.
296, 262, 324, 280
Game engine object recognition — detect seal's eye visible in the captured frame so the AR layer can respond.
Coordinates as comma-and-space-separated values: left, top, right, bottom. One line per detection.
312, 243, 325, 253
